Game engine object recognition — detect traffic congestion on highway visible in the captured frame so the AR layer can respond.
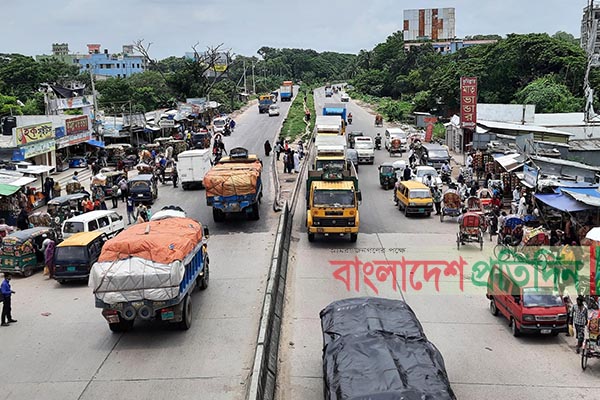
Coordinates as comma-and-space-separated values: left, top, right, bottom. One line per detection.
2, 81, 599, 400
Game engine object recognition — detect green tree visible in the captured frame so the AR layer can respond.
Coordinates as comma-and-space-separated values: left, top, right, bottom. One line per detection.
514, 76, 582, 113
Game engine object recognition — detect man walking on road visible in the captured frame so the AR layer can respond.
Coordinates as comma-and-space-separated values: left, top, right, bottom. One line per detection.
126, 197, 135, 225
574, 296, 588, 353
1, 273, 17, 326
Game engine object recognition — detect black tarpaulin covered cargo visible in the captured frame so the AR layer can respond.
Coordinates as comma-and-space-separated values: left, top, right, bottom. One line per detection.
320, 297, 456, 400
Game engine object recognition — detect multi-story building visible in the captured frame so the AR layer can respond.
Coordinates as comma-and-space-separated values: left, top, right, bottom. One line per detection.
37, 43, 145, 78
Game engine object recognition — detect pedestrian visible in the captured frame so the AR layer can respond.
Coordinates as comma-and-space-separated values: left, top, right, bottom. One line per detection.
286, 150, 294, 173
264, 140, 272, 156
119, 178, 128, 203
44, 238, 56, 279
43, 177, 53, 202
293, 150, 300, 173
564, 296, 573, 336
403, 166, 411, 181
137, 204, 148, 223
282, 152, 289, 173
172, 166, 178, 188
94, 199, 102, 211
298, 141, 305, 159
91, 161, 100, 176
72, 171, 79, 182
424, 174, 433, 188
517, 195, 527, 217
275, 142, 282, 161
573, 296, 588, 353
126, 197, 135, 224
146, 206, 152, 221
111, 184, 119, 208
1, 273, 16, 326
16, 208, 29, 230
466, 153, 473, 169
433, 187, 442, 215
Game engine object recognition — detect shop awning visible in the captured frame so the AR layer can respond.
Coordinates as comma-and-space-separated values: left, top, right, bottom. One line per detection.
494, 153, 524, 172
86, 139, 105, 148
0, 174, 37, 187
0, 183, 22, 197
560, 188, 600, 208
535, 193, 595, 212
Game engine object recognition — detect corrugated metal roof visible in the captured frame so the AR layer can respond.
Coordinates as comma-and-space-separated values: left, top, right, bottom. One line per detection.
534, 113, 587, 126
568, 138, 600, 151
478, 120, 573, 137
562, 188, 600, 208
530, 155, 600, 172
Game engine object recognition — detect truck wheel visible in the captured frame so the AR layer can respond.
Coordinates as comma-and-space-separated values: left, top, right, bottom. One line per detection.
350, 233, 358, 243
213, 208, 225, 222
178, 295, 192, 330
182, 183, 188, 191
199, 263, 209, 290
109, 318, 134, 333
248, 204, 260, 221
308, 233, 315, 242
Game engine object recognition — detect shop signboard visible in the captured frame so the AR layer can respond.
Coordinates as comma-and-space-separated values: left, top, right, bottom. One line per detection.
55, 126, 66, 139
159, 119, 175, 128
523, 164, 538, 188
460, 77, 478, 129
15, 122, 53, 146
56, 131, 92, 149
13, 139, 56, 160
65, 116, 90, 135
55, 96, 93, 110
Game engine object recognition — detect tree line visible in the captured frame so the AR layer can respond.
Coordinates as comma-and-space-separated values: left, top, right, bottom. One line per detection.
0, 45, 355, 117
349, 31, 597, 120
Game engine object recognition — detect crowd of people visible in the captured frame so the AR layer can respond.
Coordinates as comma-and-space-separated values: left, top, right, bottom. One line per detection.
273, 137, 304, 174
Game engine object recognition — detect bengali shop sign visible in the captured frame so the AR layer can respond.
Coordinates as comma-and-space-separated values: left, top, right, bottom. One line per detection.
15, 122, 53, 146
460, 77, 478, 129
65, 116, 90, 135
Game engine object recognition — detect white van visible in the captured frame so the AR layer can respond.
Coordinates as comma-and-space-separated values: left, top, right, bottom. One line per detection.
384, 128, 408, 153
177, 149, 212, 190
62, 210, 125, 240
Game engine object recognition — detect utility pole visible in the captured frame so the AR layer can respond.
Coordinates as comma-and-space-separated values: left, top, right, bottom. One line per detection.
89, 69, 101, 141
243, 60, 248, 95
252, 62, 256, 94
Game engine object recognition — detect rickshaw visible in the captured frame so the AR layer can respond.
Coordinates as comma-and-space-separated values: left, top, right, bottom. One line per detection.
477, 188, 493, 210
440, 190, 462, 222
457, 212, 484, 251
129, 174, 158, 204
154, 137, 173, 149
375, 114, 383, 127
159, 160, 176, 184
466, 196, 483, 212
136, 163, 154, 174
105, 144, 132, 166
0, 227, 57, 277
497, 215, 524, 245
582, 311, 600, 370
92, 171, 126, 198
378, 162, 396, 190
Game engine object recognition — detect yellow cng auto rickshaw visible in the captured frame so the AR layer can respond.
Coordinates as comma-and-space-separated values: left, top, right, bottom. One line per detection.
0, 227, 57, 277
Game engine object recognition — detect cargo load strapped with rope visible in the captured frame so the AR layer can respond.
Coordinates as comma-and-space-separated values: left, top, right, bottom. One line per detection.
89, 216, 210, 332
203, 147, 263, 222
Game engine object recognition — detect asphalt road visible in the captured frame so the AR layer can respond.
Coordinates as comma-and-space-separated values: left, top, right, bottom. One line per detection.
0, 92, 294, 400
276, 88, 600, 399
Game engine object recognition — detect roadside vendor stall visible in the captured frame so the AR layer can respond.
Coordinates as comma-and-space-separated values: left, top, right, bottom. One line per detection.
0, 183, 23, 226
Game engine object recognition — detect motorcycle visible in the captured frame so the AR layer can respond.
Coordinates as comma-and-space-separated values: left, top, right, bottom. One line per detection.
223, 125, 231, 136
348, 116, 353, 125
441, 170, 451, 184
374, 137, 382, 150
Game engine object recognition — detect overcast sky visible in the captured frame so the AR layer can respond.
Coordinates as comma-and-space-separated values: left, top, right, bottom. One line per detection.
0, 0, 588, 59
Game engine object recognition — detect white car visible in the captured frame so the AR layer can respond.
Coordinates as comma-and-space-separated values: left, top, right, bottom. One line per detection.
212, 117, 228, 134
268, 105, 280, 117
340, 93, 350, 102
412, 166, 442, 188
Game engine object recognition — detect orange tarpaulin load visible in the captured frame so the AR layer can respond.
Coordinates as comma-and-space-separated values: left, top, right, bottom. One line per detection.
203, 161, 262, 197
98, 217, 203, 265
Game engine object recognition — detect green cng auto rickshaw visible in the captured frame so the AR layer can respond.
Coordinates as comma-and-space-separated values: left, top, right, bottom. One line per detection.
0, 227, 57, 277
378, 162, 396, 190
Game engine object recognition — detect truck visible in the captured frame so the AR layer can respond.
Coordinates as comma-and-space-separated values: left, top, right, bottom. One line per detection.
315, 115, 343, 135
306, 165, 361, 243
280, 80, 294, 101
90, 216, 210, 332
354, 136, 375, 164
322, 103, 347, 134
314, 134, 348, 172
177, 149, 212, 190
258, 94, 274, 113
203, 147, 263, 222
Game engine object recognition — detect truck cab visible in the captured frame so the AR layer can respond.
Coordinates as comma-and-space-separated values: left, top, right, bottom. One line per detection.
306, 166, 361, 243
258, 95, 274, 113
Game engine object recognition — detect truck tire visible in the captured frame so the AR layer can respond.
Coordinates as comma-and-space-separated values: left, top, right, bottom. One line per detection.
308, 233, 315, 242
213, 208, 225, 222
178, 295, 192, 330
199, 263, 209, 290
350, 233, 358, 243
109, 318, 134, 333
182, 183, 188, 191
248, 204, 260, 221
23, 267, 33, 277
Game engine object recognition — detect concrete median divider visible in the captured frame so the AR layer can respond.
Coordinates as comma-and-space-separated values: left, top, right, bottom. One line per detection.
246, 202, 291, 400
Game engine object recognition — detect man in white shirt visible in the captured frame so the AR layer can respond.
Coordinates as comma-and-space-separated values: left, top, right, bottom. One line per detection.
466, 154, 473, 168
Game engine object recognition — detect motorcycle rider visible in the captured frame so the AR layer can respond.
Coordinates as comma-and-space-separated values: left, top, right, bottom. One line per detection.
348, 113, 353, 124
441, 161, 451, 183
375, 133, 382, 149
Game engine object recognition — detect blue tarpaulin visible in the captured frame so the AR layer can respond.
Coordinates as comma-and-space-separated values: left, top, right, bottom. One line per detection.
535, 193, 595, 212
86, 139, 105, 148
